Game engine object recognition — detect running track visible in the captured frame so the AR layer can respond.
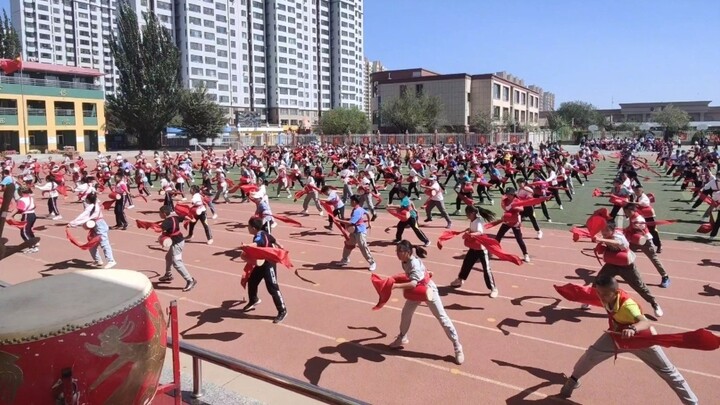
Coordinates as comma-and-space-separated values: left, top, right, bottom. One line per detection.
2, 195, 720, 404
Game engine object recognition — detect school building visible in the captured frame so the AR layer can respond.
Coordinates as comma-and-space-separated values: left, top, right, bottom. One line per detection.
0, 59, 106, 154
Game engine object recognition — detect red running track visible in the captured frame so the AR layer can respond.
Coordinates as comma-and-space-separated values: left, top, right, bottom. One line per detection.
2, 196, 720, 405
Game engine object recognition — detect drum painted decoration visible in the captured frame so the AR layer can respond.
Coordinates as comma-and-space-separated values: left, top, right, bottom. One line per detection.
0, 270, 166, 405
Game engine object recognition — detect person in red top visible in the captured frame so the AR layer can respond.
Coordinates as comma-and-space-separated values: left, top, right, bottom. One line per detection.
623, 203, 669, 288
494, 188, 530, 263
559, 275, 697, 404
158, 205, 197, 292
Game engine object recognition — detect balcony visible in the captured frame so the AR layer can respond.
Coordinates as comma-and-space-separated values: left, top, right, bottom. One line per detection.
27, 109, 47, 126
0, 75, 102, 91
83, 110, 98, 126
0, 107, 18, 126
55, 108, 76, 126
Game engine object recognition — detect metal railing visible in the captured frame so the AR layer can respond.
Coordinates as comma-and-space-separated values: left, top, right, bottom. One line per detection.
0, 75, 102, 91
0, 107, 17, 115
27, 108, 46, 116
55, 109, 75, 117
167, 337, 368, 405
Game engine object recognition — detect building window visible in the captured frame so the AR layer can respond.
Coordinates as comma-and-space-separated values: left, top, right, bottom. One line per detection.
503, 87, 509, 101
521, 93, 526, 105
416, 84, 423, 96
493, 83, 501, 99
493, 106, 501, 119
399, 85, 407, 96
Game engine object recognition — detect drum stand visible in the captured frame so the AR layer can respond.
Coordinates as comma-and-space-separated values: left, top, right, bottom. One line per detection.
154, 300, 183, 405
0, 184, 41, 261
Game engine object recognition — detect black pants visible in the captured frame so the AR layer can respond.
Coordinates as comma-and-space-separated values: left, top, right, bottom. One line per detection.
495, 224, 528, 255
710, 213, 720, 237
477, 185, 492, 203
114, 196, 128, 227
521, 206, 540, 231
455, 191, 473, 211
164, 193, 174, 209
458, 248, 495, 290
407, 182, 420, 198
248, 263, 286, 312
395, 217, 429, 244
645, 216, 662, 249
388, 187, 401, 205
47, 196, 60, 216
328, 207, 346, 226
21, 213, 37, 241
188, 211, 212, 240
594, 263, 656, 306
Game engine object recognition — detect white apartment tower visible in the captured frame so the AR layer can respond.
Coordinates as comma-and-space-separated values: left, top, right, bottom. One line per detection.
12, 0, 365, 127
11, 0, 119, 94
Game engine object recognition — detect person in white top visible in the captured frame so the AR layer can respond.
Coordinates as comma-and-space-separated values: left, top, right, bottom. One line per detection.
339, 164, 354, 204
67, 192, 116, 268
321, 185, 345, 230
516, 178, 543, 239
421, 176, 452, 228
300, 175, 324, 216
450, 205, 498, 297
186, 185, 213, 245
13, 186, 38, 253
37, 174, 62, 220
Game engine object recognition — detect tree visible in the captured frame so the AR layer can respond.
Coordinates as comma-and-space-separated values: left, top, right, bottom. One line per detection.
653, 105, 690, 136
319, 107, 369, 134
0, 10, 21, 59
379, 92, 442, 133
106, 3, 181, 149
469, 111, 493, 133
557, 101, 601, 130
178, 85, 226, 139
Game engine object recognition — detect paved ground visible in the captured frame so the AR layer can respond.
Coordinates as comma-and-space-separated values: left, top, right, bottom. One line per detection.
2, 148, 719, 405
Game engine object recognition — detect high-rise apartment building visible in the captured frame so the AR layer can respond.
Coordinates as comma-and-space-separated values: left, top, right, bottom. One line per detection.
12, 0, 365, 128
363, 57, 383, 119
528, 85, 555, 111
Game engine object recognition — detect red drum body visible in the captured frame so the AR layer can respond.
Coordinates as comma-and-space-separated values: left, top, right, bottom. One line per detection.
109, 192, 121, 200
0, 270, 166, 405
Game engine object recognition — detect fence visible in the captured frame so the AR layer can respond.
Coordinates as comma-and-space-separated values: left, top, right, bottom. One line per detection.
295, 131, 552, 147
155, 131, 553, 152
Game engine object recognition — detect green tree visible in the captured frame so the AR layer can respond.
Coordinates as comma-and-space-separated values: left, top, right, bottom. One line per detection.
653, 105, 690, 135
319, 107, 369, 134
106, 3, 181, 149
380, 92, 442, 133
178, 85, 226, 139
0, 10, 22, 59
557, 101, 601, 130
469, 111, 493, 133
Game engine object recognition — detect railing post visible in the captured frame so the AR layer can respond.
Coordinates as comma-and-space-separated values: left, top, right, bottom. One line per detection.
191, 357, 203, 399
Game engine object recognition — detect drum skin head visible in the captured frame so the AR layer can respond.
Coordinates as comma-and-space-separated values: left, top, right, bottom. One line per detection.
0, 270, 152, 343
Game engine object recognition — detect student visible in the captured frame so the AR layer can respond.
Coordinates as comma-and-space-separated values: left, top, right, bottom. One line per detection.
37, 174, 62, 220
450, 205, 498, 297
336, 195, 376, 271
391, 187, 430, 246
589, 220, 663, 317
321, 185, 344, 230
623, 203, 669, 288
560, 275, 697, 404
495, 188, 530, 263
300, 174, 324, 216
13, 186, 38, 254
389, 240, 464, 365
250, 190, 275, 234
242, 217, 288, 324
186, 185, 213, 245
67, 192, 116, 269
517, 178, 542, 239
422, 175, 452, 229
112, 174, 129, 230
158, 205, 197, 292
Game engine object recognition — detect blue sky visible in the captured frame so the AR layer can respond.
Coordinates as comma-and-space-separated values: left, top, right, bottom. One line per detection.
3, 0, 717, 108
365, 0, 720, 108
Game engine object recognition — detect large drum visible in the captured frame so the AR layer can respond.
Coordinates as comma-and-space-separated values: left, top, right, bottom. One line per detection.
0, 270, 166, 405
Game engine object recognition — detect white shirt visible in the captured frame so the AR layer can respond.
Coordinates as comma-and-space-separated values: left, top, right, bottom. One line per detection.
191, 192, 206, 214
430, 182, 443, 201
328, 191, 344, 209
69, 202, 103, 227
469, 218, 485, 233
